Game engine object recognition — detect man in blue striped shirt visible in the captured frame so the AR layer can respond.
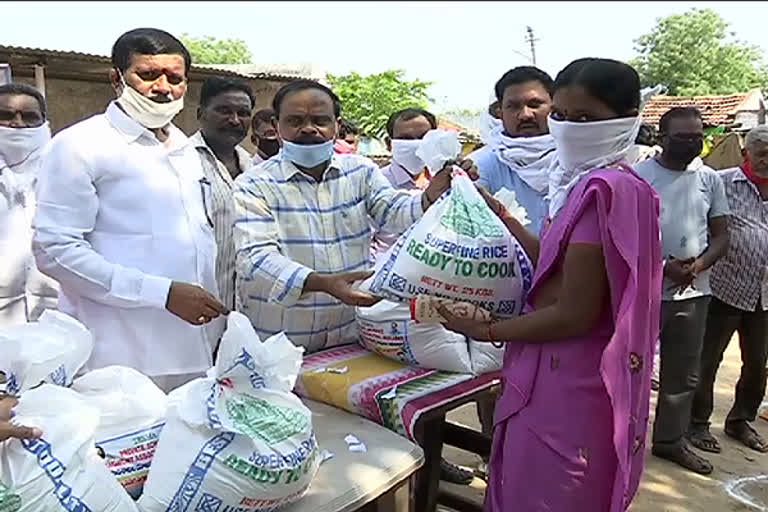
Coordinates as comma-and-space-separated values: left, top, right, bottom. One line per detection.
233, 80, 475, 353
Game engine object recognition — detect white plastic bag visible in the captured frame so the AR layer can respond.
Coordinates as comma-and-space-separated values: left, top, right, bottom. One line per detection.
0, 310, 93, 395
139, 312, 318, 512
493, 188, 531, 227
71, 366, 168, 500
370, 169, 533, 317
0, 384, 139, 511
415, 129, 462, 174
356, 298, 503, 374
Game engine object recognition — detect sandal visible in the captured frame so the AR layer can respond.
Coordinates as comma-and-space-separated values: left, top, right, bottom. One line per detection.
725, 422, 768, 453
688, 425, 722, 454
652, 443, 714, 475
440, 459, 474, 485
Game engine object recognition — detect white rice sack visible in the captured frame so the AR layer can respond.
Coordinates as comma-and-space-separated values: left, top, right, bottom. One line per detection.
356, 297, 503, 375
139, 312, 318, 512
0, 310, 93, 395
0, 384, 139, 511
357, 299, 472, 373
71, 366, 168, 500
469, 341, 504, 375
370, 169, 533, 317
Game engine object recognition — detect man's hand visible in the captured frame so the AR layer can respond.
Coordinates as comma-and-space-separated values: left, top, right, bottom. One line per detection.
166, 281, 229, 325
422, 158, 480, 210
664, 256, 695, 292
0, 397, 42, 442
305, 271, 381, 307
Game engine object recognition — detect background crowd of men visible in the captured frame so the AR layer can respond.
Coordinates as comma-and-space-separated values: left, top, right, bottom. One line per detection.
2, 27, 768, 490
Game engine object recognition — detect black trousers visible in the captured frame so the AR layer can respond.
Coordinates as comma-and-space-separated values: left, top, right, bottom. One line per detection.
652, 297, 711, 447
691, 296, 768, 428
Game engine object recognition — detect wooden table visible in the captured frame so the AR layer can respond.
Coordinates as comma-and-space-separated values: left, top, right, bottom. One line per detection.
412, 382, 499, 512
284, 399, 424, 512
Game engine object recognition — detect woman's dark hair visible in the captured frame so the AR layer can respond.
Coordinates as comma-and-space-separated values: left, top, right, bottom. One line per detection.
553, 58, 640, 116
272, 80, 341, 118
0, 83, 46, 119
199, 76, 254, 109
111, 28, 192, 76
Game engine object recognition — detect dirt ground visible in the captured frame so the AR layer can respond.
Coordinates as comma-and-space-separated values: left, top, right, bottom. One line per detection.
439, 336, 768, 511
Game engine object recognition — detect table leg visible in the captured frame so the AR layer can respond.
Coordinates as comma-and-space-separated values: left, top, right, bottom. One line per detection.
413, 412, 446, 512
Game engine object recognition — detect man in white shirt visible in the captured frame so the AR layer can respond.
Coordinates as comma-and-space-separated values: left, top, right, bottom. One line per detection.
0, 83, 58, 326
33, 28, 227, 393
635, 107, 730, 475
191, 76, 254, 312
370, 107, 438, 258
250, 108, 280, 166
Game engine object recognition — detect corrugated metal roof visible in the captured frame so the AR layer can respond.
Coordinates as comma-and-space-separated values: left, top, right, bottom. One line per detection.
0, 44, 298, 82
642, 89, 763, 127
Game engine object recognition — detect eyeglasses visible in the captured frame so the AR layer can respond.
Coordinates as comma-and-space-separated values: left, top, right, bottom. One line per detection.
0, 108, 45, 127
199, 177, 214, 228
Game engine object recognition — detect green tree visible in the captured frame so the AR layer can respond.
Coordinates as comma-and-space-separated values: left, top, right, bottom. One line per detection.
326, 70, 432, 139
630, 8, 768, 96
180, 34, 252, 65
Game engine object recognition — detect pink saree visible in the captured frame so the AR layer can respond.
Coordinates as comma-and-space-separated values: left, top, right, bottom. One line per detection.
486, 166, 662, 511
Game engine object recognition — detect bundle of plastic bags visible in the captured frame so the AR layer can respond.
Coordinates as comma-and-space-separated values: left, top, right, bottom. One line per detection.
0, 310, 92, 395
71, 366, 168, 500
0, 312, 139, 511
139, 312, 319, 511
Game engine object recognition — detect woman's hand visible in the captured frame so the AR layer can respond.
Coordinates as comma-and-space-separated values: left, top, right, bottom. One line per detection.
437, 304, 492, 340
476, 185, 511, 221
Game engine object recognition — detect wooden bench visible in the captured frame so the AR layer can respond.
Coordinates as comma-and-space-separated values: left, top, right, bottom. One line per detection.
412, 380, 498, 512
284, 399, 424, 512
295, 345, 499, 512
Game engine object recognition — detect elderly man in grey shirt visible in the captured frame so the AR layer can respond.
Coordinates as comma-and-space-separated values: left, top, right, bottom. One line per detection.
636, 107, 729, 475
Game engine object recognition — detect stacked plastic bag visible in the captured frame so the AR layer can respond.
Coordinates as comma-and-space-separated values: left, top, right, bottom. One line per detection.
139, 312, 319, 511
0, 311, 140, 511
72, 366, 167, 500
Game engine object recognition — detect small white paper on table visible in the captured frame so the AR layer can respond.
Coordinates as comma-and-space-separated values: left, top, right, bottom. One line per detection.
344, 434, 367, 452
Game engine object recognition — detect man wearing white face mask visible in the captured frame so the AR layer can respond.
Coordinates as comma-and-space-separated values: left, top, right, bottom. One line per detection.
471, 67, 556, 236
370, 107, 438, 258
32, 28, 227, 393
0, 83, 58, 326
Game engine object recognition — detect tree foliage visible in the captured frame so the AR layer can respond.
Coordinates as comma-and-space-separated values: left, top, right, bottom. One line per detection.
630, 9, 768, 96
180, 34, 252, 65
326, 70, 432, 138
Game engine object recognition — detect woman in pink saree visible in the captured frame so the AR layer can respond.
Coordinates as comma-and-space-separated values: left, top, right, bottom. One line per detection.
440, 58, 663, 511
